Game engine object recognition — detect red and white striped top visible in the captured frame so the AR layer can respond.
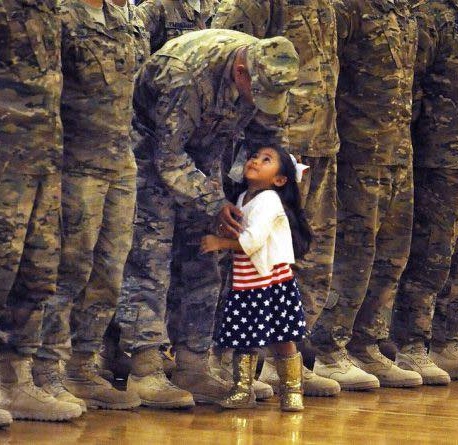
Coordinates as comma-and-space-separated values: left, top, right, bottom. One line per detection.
232, 252, 294, 291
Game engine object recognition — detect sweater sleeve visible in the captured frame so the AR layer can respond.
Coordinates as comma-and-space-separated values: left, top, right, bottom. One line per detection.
238, 191, 285, 257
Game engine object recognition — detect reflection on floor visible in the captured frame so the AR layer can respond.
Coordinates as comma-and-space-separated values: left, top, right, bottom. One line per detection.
1, 383, 457, 444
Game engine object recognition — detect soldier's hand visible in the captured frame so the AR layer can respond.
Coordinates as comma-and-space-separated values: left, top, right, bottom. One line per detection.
217, 203, 243, 239
200, 235, 221, 254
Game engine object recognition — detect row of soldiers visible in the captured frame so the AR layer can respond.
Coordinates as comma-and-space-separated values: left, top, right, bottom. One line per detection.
0, 0, 457, 427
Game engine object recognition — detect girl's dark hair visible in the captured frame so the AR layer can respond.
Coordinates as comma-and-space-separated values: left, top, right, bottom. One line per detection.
241, 145, 312, 258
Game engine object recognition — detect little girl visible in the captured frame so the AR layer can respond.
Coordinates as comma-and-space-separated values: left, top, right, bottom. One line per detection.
200, 145, 310, 412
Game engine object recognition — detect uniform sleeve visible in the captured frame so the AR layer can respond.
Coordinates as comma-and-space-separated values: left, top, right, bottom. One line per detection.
211, 0, 271, 38
133, 59, 228, 216
411, 6, 439, 123
135, 0, 167, 52
333, 0, 360, 51
238, 192, 285, 256
244, 108, 289, 151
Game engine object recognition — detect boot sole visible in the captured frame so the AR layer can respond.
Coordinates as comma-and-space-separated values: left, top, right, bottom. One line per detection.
11, 409, 81, 421
84, 399, 141, 410
218, 401, 257, 409
422, 376, 451, 386
379, 378, 423, 388
140, 399, 195, 409
339, 381, 380, 391
303, 387, 341, 397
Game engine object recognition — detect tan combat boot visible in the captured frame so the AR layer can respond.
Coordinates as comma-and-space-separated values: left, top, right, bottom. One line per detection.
65, 352, 141, 410
219, 349, 273, 401
33, 358, 87, 412
313, 349, 380, 391
127, 348, 194, 409
1, 354, 82, 421
348, 343, 423, 388
258, 356, 341, 397
429, 342, 458, 379
396, 343, 451, 385
275, 353, 304, 412
99, 336, 131, 381
219, 351, 257, 409
0, 384, 12, 427
171, 345, 231, 404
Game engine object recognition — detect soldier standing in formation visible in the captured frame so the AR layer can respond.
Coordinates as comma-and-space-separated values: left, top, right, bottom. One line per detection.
33, 0, 143, 410
211, 0, 341, 397
0, 0, 82, 422
389, 0, 458, 385
310, 0, 423, 390
131, 28, 299, 405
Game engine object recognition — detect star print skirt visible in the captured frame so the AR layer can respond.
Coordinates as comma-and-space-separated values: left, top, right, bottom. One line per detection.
215, 278, 307, 349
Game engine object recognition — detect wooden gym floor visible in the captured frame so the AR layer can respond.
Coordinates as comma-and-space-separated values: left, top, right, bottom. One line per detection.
2, 383, 458, 444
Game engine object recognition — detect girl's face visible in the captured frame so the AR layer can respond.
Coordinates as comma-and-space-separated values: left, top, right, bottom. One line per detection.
243, 147, 287, 190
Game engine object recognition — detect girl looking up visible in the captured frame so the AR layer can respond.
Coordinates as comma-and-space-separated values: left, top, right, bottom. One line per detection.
200, 146, 310, 412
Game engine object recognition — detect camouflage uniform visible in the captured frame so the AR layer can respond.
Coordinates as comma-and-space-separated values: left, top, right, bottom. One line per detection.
310, 0, 417, 353
111, 0, 215, 355
212, 0, 340, 329
0, 0, 62, 355
129, 29, 295, 353
37, 0, 138, 361
391, 0, 458, 349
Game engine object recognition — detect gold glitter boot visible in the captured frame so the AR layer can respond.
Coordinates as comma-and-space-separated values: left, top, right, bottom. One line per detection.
218, 351, 257, 409
276, 353, 304, 412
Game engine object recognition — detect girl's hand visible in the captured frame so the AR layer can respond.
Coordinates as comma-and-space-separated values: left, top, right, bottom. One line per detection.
200, 235, 221, 254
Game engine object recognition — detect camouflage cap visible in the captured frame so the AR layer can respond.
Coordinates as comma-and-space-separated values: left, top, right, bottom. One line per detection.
246, 36, 299, 115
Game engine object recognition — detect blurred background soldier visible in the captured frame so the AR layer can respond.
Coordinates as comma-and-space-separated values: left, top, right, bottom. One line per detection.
131, 29, 299, 404
0, 0, 82, 422
211, 0, 341, 398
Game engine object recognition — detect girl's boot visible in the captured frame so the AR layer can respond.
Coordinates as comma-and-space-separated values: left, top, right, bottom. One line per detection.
219, 351, 257, 409
276, 353, 304, 412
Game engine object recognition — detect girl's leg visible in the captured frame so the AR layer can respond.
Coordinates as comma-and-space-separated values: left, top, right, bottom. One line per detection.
219, 348, 258, 409
270, 342, 304, 412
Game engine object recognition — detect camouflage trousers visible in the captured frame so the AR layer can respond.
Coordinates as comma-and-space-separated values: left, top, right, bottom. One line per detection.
37, 168, 136, 361
293, 155, 337, 331
116, 165, 221, 354
310, 163, 413, 352
0, 172, 60, 355
391, 168, 458, 348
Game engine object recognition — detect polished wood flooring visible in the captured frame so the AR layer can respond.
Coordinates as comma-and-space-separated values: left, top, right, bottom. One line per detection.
2, 383, 458, 444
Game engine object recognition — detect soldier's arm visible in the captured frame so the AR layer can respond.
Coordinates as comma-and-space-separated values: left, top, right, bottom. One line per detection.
333, 0, 360, 51
135, 0, 167, 51
211, 0, 271, 38
411, 4, 439, 123
244, 108, 289, 152
133, 61, 228, 216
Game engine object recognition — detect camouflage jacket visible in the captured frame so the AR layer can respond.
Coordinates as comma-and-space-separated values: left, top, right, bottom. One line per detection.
133, 29, 286, 216
60, 0, 138, 172
136, 0, 216, 52
335, 0, 418, 166
212, 0, 340, 158
411, 0, 458, 169
0, 0, 62, 175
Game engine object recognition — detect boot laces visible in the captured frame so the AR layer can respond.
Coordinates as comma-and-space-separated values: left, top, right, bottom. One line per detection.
41, 367, 66, 394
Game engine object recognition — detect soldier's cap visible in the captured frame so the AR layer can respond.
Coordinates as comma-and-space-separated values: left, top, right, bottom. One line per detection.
245, 36, 299, 115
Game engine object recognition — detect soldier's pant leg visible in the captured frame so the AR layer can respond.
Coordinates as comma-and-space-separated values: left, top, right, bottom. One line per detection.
71, 170, 136, 355
352, 165, 413, 344
310, 163, 383, 353
294, 155, 337, 331
167, 206, 221, 353
391, 168, 458, 347
0, 173, 60, 355
117, 170, 176, 353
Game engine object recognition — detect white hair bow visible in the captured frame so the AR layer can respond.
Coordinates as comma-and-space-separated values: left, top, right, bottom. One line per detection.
289, 154, 309, 182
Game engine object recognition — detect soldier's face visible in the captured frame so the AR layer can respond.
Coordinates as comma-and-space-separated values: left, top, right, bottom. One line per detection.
234, 64, 254, 106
